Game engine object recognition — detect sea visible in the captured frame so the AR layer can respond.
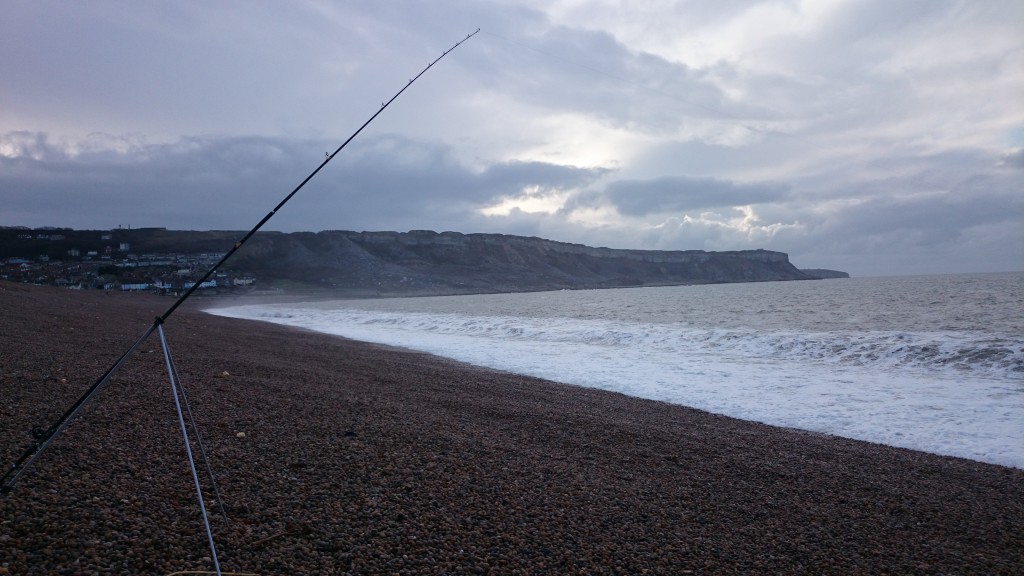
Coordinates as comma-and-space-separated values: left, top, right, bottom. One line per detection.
207, 272, 1024, 469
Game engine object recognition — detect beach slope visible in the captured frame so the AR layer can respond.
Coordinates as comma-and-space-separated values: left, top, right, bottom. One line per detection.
1, 281, 1021, 574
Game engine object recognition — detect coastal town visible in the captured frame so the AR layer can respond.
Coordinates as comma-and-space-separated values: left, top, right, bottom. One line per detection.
0, 226, 258, 294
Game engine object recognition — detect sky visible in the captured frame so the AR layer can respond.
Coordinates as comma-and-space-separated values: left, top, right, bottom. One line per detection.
1, 1, 1022, 277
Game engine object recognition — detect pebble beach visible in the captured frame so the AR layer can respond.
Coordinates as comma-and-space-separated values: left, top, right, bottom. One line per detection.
1, 281, 1022, 575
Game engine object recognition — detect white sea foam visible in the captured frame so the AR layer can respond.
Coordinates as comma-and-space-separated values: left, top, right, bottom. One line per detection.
207, 273, 1024, 469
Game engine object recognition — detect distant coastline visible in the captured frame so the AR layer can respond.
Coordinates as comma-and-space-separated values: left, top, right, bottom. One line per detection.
799, 268, 851, 279
1, 226, 848, 297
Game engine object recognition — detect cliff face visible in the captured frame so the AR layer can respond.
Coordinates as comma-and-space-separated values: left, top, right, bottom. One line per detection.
231, 230, 814, 295
800, 269, 851, 279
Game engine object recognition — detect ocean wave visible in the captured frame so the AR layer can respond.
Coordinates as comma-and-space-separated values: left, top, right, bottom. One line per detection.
698, 329, 1024, 376
227, 306, 1024, 380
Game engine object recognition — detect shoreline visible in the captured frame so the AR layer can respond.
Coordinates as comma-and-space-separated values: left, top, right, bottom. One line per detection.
2, 281, 1022, 574
206, 291, 1024, 471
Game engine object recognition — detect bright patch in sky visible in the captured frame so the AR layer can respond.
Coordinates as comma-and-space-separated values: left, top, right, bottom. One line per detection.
480, 185, 572, 216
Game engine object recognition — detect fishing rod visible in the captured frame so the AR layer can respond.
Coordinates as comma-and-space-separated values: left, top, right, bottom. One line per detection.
1, 28, 481, 495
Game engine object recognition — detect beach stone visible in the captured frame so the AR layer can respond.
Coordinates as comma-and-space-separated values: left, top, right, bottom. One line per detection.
0, 281, 1021, 574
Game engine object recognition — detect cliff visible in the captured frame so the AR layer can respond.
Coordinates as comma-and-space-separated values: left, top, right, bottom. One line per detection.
228, 230, 815, 295
800, 269, 851, 279
0, 227, 827, 295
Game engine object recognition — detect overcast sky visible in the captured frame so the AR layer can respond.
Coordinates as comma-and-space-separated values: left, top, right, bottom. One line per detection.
2, 1, 1022, 276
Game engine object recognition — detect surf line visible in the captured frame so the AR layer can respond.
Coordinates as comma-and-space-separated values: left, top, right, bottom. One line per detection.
1, 25, 480, 574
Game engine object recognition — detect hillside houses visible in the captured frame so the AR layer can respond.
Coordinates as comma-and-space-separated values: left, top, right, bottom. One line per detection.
1, 227, 257, 294
2, 254, 257, 293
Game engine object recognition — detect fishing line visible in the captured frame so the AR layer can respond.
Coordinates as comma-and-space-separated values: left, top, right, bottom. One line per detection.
1, 28, 481, 499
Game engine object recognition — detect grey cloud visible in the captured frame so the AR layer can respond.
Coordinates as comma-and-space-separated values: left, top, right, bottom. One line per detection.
478, 161, 609, 191
1001, 149, 1024, 169
315, 138, 608, 227
774, 168, 1024, 275
1, 133, 309, 230
820, 179, 1020, 246
0, 2, 492, 141
0, 131, 606, 233
472, 24, 742, 135
602, 176, 789, 216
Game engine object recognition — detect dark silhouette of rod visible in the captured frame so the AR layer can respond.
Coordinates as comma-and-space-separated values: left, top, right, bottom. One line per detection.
1, 28, 481, 495
160, 28, 480, 323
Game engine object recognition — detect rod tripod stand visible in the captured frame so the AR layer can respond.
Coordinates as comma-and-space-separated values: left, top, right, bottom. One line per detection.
157, 321, 229, 574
